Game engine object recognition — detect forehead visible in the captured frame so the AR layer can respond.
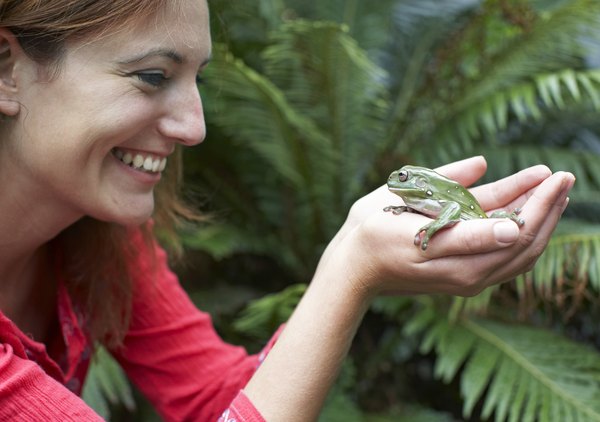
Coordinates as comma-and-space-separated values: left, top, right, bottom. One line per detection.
70, 0, 211, 65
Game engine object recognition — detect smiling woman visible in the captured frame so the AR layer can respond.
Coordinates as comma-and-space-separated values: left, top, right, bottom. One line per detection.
0, 0, 209, 344
0, 0, 575, 421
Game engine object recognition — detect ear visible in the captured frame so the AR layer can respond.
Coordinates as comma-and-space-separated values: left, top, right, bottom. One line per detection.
0, 28, 22, 117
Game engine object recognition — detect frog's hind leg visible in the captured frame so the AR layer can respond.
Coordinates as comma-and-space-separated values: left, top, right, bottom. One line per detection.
490, 207, 525, 226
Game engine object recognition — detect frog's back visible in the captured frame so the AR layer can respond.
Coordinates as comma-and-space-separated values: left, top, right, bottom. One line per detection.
438, 180, 487, 220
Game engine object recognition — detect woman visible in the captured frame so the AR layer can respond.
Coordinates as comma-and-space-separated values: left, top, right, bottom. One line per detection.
0, 0, 574, 420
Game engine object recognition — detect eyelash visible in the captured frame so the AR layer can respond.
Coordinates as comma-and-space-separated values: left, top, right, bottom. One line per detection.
132, 71, 206, 88
135, 71, 168, 87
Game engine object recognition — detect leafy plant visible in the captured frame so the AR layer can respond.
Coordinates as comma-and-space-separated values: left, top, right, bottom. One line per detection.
89, 0, 600, 420
82, 346, 135, 419
182, 0, 600, 420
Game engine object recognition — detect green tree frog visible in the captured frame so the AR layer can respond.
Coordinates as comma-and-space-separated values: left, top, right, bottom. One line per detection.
384, 165, 524, 250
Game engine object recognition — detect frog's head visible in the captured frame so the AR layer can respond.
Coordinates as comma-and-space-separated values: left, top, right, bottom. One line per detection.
387, 165, 444, 202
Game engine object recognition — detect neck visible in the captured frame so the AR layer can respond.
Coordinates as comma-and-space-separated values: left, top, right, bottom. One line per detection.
0, 244, 59, 341
0, 166, 82, 336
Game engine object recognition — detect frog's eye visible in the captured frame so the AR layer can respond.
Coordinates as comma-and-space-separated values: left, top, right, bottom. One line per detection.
398, 170, 409, 182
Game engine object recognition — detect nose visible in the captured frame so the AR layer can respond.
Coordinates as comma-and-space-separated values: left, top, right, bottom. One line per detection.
158, 84, 206, 146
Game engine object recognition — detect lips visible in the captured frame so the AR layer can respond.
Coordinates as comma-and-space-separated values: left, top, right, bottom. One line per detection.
112, 148, 167, 173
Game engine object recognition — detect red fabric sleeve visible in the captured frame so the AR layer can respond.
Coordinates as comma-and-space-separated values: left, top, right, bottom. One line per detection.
0, 342, 103, 421
218, 390, 266, 422
113, 238, 279, 421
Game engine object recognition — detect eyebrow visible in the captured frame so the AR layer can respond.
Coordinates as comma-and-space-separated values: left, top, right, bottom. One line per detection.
118, 48, 185, 65
117, 48, 212, 68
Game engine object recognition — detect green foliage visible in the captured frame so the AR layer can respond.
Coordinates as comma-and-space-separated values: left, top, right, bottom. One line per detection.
233, 283, 306, 338
98, 0, 600, 420
421, 317, 600, 421
186, 0, 600, 420
81, 346, 135, 419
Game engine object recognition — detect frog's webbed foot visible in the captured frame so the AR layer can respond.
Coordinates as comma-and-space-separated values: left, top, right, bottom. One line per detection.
383, 205, 410, 215
490, 207, 525, 226
415, 220, 460, 251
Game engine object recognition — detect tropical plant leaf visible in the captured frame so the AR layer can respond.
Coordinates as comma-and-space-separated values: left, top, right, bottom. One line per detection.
262, 20, 389, 203
82, 346, 135, 419
515, 219, 600, 317
433, 69, 600, 152
233, 283, 306, 340
421, 317, 600, 422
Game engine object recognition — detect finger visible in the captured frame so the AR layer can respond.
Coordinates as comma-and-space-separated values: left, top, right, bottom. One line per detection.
470, 165, 552, 211
443, 173, 574, 287
435, 156, 487, 187
513, 171, 574, 236
421, 218, 520, 259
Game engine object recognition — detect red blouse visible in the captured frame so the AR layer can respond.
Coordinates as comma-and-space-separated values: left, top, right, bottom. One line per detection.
0, 231, 277, 421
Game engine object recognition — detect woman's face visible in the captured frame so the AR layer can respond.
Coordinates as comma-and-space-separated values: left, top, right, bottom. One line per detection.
5, 0, 211, 227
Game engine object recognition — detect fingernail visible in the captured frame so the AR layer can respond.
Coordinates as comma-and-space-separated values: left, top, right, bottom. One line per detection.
494, 221, 520, 245
558, 173, 576, 203
561, 197, 570, 212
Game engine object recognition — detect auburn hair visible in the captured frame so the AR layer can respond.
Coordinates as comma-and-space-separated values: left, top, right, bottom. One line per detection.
0, 0, 202, 348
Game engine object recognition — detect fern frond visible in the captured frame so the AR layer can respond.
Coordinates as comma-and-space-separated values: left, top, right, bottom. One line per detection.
204, 44, 337, 190
516, 219, 600, 315
82, 346, 135, 419
427, 145, 600, 190
421, 317, 600, 421
262, 20, 389, 203
433, 69, 600, 152
456, 0, 600, 110
233, 283, 306, 340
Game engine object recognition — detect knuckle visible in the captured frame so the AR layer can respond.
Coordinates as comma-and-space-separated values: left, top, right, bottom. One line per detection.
462, 227, 486, 253
448, 272, 486, 297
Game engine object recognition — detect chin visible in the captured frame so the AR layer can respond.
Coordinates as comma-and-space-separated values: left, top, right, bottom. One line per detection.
92, 203, 155, 227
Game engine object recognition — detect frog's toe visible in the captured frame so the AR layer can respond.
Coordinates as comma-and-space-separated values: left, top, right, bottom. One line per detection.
384, 205, 408, 215
414, 231, 429, 250
413, 232, 422, 247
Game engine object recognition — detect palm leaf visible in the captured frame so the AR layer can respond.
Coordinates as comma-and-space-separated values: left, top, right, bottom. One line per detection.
421, 317, 600, 422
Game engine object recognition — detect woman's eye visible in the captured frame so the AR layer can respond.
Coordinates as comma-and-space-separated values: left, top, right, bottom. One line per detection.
135, 71, 168, 87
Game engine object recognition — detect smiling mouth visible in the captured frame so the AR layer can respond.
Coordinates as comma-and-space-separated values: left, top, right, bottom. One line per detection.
112, 148, 167, 174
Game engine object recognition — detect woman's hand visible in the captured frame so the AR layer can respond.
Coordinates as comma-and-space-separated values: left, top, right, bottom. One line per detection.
245, 156, 574, 421
317, 156, 575, 298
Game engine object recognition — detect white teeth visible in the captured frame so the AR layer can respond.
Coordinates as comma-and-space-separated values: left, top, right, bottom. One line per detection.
114, 148, 167, 173
143, 156, 153, 171
123, 152, 133, 165
133, 154, 144, 168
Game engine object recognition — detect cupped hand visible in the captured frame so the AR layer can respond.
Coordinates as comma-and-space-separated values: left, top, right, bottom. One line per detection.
318, 156, 574, 298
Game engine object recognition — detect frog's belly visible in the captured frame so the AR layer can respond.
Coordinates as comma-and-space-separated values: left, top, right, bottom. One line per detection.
404, 199, 483, 220
403, 198, 443, 218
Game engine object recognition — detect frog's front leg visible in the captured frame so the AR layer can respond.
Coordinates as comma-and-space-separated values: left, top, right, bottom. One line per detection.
383, 205, 410, 215
415, 201, 462, 250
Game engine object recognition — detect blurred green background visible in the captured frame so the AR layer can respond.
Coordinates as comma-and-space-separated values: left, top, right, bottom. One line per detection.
84, 1, 600, 420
